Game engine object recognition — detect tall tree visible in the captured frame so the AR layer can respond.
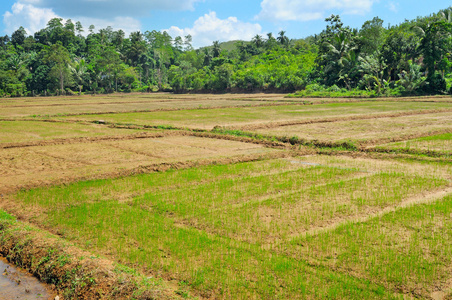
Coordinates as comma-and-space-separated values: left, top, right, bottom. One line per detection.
43, 43, 72, 93
359, 17, 385, 55
11, 26, 27, 47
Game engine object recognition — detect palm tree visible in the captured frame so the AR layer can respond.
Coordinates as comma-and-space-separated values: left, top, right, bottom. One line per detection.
322, 32, 358, 89
203, 48, 212, 66
69, 57, 88, 94
438, 8, 452, 23
277, 31, 289, 47
252, 35, 264, 49
265, 32, 278, 49
7, 54, 24, 71
212, 41, 221, 58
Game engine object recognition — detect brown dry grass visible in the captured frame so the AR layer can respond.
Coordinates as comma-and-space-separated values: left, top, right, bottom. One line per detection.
255, 111, 452, 146
56, 101, 452, 130
235, 108, 452, 131
0, 93, 292, 118
0, 135, 285, 194
0, 120, 149, 145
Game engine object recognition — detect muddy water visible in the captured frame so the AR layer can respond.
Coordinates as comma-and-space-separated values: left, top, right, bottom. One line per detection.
0, 257, 54, 300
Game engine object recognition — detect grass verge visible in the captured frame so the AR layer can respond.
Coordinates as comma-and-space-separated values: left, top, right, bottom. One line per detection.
0, 209, 185, 299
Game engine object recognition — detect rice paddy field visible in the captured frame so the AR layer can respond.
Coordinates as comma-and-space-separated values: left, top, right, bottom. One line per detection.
57, 101, 452, 130
0, 93, 451, 299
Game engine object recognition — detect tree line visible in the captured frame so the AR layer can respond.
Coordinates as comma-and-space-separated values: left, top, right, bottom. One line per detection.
0, 7, 451, 97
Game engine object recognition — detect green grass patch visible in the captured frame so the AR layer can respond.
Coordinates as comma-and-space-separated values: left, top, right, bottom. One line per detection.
375, 133, 452, 156
0, 210, 15, 221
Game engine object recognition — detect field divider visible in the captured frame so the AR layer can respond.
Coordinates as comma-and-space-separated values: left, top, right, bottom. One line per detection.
290, 186, 452, 242
358, 128, 452, 148
176, 171, 373, 222
116, 162, 330, 205
106, 122, 452, 161
366, 146, 451, 158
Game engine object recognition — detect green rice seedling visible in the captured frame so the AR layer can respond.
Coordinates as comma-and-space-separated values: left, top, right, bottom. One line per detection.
195, 172, 448, 245
288, 194, 452, 298
44, 200, 398, 299
11, 155, 450, 299
16, 159, 300, 209
131, 165, 360, 218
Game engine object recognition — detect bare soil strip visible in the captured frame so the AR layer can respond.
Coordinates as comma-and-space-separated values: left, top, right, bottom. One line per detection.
0, 151, 291, 196
3, 94, 450, 107
1, 97, 300, 108
0, 127, 291, 150
293, 186, 452, 241
0, 131, 180, 149
233, 108, 452, 131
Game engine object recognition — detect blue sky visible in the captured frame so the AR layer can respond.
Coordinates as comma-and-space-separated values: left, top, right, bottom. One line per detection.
1, 0, 451, 48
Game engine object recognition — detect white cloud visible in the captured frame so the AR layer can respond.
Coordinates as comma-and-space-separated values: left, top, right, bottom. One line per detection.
164, 12, 263, 48
388, 2, 399, 13
257, 0, 376, 22
3, 2, 141, 36
3, 2, 58, 35
19, 0, 202, 18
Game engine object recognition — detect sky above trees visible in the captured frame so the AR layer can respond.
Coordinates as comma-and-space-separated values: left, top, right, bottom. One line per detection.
1, 0, 451, 48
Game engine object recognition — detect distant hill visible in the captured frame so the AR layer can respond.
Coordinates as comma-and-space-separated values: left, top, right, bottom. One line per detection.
198, 37, 315, 51
198, 40, 249, 52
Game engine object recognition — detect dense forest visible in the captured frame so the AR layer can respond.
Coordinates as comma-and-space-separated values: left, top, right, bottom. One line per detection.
0, 7, 452, 97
